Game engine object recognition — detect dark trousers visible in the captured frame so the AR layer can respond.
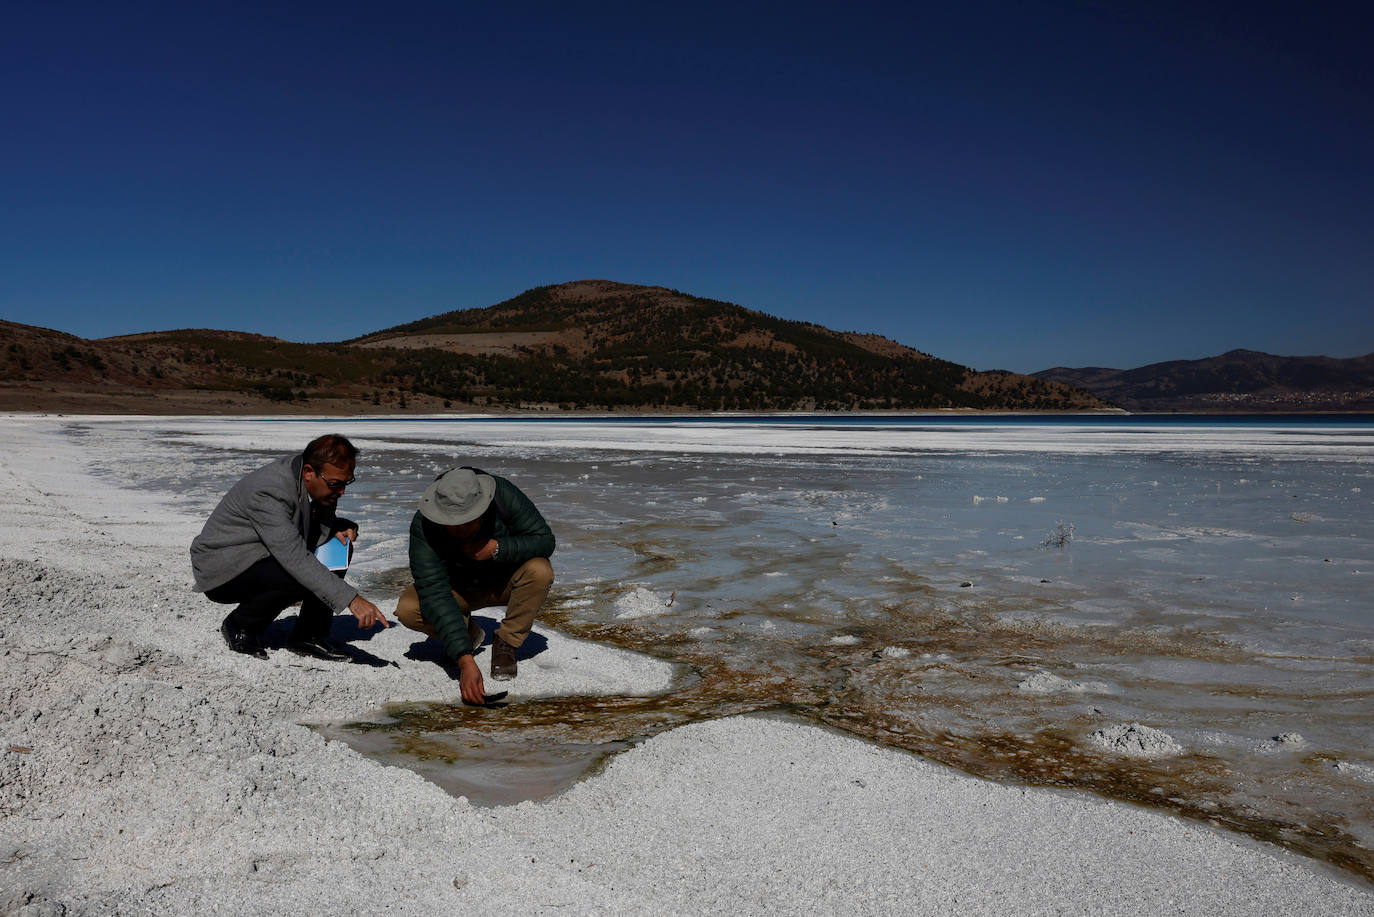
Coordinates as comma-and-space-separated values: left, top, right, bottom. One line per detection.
205, 556, 342, 641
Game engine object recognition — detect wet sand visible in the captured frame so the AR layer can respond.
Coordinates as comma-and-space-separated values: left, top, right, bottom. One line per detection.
2, 414, 1372, 915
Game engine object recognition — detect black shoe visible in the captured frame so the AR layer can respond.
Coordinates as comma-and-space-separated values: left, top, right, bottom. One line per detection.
286, 637, 351, 662
220, 619, 268, 660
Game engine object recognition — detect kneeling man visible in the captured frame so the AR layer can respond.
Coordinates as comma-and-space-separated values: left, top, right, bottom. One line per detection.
396, 466, 555, 703
191, 434, 388, 660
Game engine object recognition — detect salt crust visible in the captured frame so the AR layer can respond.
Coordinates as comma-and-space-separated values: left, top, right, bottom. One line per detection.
1334, 761, 1374, 785
2, 416, 1372, 916
612, 585, 669, 619
1018, 671, 1112, 695
1089, 722, 1184, 757
94, 413, 1374, 460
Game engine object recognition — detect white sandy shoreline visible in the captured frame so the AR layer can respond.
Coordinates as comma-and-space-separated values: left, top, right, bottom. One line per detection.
1, 415, 1371, 916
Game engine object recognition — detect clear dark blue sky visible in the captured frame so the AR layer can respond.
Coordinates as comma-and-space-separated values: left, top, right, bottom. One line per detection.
3, 2, 1371, 373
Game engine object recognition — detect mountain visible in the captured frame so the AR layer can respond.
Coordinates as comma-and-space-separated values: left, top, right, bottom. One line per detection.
348, 280, 1104, 411
1034, 349, 1374, 413
1, 280, 1106, 413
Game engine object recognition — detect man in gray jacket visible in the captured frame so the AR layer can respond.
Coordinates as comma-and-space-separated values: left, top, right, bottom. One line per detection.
191, 434, 388, 660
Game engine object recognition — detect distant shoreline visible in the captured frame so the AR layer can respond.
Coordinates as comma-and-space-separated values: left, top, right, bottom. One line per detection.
5, 383, 1374, 418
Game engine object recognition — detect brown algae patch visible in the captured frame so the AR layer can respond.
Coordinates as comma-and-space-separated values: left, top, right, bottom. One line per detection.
329, 574, 1374, 885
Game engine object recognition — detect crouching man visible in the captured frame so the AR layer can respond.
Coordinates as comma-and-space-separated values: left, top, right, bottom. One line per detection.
191, 434, 388, 660
395, 466, 554, 703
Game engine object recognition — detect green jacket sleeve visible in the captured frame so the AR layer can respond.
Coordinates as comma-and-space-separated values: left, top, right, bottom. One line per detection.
407, 510, 473, 659
491, 476, 555, 563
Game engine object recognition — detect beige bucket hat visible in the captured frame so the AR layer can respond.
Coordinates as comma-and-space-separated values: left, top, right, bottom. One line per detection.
418, 468, 495, 525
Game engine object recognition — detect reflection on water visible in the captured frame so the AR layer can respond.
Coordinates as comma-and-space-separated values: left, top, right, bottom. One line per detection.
89, 419, 1374, 883
331, 709, 636, 807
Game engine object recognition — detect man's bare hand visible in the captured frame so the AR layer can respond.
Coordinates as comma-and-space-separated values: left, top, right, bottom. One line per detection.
456, 654, 486, 704
348, 594, 389, 630
335, 526, 358, 545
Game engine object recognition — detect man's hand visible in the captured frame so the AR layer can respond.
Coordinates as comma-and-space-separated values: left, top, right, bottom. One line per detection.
456, 654, 486, 704
348, 594, 390, 630
462, 538, 498, 561
335, 526, 359, 545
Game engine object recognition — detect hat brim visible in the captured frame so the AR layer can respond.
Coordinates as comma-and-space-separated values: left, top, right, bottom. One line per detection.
418, 473, 496, 526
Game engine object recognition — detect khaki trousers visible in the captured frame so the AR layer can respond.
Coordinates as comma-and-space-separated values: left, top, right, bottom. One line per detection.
394, 557, 553, 650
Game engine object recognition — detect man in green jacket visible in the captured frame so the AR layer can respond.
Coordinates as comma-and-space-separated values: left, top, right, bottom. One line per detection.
395, 467, 555, 703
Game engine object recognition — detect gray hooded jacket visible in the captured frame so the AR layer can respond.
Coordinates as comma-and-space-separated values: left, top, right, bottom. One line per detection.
190, 454, 358, 612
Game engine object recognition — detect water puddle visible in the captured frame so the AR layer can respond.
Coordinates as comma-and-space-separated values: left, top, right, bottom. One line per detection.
319, 665, 785, 805
326, 712, 635, 806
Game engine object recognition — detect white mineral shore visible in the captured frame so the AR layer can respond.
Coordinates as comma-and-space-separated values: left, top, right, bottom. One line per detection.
2, 416, 1371, 916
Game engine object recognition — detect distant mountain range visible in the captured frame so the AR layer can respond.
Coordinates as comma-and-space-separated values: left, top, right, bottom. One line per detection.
0, 280, 1104, 414
1034, 349, 1374, 413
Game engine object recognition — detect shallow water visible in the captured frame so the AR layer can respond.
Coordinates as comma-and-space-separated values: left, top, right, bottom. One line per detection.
84, 415, 1374, 882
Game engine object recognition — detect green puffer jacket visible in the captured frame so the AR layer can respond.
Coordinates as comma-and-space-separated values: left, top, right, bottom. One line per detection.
408, 473, 555, 660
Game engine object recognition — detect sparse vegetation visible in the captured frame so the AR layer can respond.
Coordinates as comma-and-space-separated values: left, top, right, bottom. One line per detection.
0, 282, 1110, 413
1042, 521, 1075, 550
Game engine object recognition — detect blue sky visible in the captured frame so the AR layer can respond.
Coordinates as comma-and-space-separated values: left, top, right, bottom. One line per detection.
2, 2, 1370, 373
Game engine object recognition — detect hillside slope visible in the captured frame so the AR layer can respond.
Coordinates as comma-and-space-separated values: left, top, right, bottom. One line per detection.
1035, 349, 1374, 412
2, 281, 1106, 413
350, 280, 1104, 411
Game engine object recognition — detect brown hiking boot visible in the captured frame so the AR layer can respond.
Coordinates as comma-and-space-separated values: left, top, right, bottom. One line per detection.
491, 636, 517, 680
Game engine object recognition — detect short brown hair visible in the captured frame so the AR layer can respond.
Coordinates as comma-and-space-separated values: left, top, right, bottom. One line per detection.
302, 434, 359, 471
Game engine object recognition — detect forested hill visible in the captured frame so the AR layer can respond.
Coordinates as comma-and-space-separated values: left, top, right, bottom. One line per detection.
1, 279, 1107, 413
347, 280, 1105, 411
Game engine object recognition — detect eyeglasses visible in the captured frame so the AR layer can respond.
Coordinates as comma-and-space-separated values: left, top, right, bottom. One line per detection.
309, 466, 356, 492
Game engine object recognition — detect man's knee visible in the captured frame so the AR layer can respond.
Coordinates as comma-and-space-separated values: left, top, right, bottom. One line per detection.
394, 585, 427, 632
519, 557, 554, 589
